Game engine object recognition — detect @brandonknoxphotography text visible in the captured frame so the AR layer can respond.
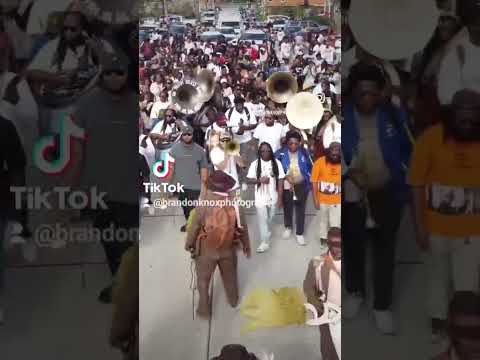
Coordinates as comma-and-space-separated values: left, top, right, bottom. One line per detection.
34, 223, 139, 248
153, 198, 256, 209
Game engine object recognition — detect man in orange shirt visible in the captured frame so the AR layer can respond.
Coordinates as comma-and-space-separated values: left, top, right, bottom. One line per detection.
311, 141, 342, 250
409, 89, 480, 342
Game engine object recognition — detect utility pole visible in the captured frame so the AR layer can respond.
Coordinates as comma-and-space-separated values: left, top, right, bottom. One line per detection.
163, 0, 168, 16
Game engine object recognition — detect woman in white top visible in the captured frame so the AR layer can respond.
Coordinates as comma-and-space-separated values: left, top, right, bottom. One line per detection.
246, 142, 285, 253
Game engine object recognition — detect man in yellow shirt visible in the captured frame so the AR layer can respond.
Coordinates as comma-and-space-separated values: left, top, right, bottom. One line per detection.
409, 88, 480, 342
311, 142, 342, 250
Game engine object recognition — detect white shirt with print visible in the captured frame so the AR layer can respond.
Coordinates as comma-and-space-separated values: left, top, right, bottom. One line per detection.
247, 158, 285, 207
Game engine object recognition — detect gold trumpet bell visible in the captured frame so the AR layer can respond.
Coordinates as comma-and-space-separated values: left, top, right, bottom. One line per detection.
266, 72, 298, 104
224, 140, 241, 156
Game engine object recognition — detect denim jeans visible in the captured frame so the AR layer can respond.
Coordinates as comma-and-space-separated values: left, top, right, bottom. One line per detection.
256, 205, 276, 244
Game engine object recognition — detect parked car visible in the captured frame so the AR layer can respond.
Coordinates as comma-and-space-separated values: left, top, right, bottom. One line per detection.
169, 15, 184, 23
219, 20, 242, 34
169, 24, 187, 38
301, 20, 330, 33
272, 20, 286, 30
201, 20, 216, 28
183, 17, 197, 27
285, 25, 303, 35
201, 10, 217, 24
267, 15, 290, 23
216, 26, 238, 42
199, 31, 226, 44
239, 29, 268, 45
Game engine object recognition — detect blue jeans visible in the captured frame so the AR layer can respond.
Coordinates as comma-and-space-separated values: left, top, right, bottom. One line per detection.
256, 205, 276, 244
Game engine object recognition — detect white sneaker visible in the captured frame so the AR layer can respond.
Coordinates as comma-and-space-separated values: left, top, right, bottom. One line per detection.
343, 293, 363, 319
147, 205, 155, 215
282, 228, 292, 239
296, 235, 306, 246
21, 241, 37, 263
373, 310, 396, 335
256, 242, 270, 253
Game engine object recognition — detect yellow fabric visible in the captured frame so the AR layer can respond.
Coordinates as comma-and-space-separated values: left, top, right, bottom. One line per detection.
240, 287, 307, 333
187, 208, 197, 232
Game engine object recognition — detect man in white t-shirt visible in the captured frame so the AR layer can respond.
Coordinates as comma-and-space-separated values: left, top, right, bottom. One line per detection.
280, 39, 292, 62
247, 142, 285, 252
253, 114, 287, 153
248, 94, 266, 121
149, 92, 170, 119
437, 6, 480, 105
226, 97, 258, 189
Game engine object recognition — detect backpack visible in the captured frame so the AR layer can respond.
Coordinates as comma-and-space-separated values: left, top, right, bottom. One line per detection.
198, 206, 238, 250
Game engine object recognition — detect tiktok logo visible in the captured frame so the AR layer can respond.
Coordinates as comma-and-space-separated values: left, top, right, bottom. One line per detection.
152, 152, 175, 179
33, 114, 86, 175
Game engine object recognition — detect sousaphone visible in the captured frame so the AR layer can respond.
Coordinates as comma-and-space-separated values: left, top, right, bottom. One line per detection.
266, 72, 298, 104
171, 70, 216, 115
286, 92, 324, 130
348, 0, 439, 60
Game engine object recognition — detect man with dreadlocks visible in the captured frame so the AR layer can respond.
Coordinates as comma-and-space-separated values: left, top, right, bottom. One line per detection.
246, 142, 285, 253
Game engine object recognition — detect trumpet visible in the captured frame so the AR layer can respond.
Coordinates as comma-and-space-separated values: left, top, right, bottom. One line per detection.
224, 139, 241, 156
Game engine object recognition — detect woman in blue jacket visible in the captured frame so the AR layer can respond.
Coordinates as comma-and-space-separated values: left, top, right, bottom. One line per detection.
275, 130, 313, 246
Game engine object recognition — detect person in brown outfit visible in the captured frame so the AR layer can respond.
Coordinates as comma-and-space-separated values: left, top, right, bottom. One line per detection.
185, 170, 251, 319
304, 227, 342, 360
110, 245, 139, 360
433, 291, 480, 360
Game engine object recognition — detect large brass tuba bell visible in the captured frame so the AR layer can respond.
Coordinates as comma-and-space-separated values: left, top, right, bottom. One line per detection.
286, 92, 324, 130
171, 81, 203, 115
266, 72, 298, 104
171, 70, 216, 115
196, 69, 216, 103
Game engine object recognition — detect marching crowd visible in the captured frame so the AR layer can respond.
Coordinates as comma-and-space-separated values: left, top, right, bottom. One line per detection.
342, 0, 480, 359
139, 9, 342, 360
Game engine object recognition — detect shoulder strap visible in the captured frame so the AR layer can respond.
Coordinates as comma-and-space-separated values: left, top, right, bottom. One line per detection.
456, 45, 466, 70
320, 259, 330, 300
244, 106, 251, 121
2, 75, 22, 105
227, 107, 234, 120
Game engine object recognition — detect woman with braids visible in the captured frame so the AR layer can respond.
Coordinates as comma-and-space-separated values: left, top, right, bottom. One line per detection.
246, 142, 285, 253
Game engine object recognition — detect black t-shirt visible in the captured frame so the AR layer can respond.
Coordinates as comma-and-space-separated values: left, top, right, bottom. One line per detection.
0, 116, 26, 212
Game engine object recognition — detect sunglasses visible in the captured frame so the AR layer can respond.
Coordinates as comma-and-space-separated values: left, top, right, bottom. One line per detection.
63, 26, 79, 32
104, 70, 126, 76
220, 138, 230, 142
260, 149, 272, 153
182, 133, 193, 136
